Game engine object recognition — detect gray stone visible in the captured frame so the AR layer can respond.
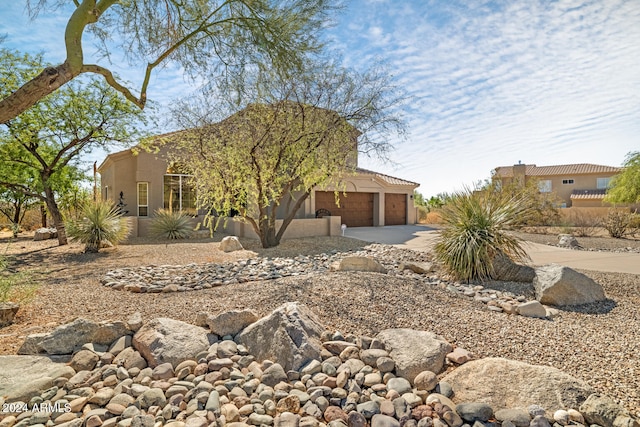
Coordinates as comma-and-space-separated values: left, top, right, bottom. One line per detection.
136, 388, 166, 409
371, 414, 400, 427
534, 264, 606, 306
237, 302, 324, 372
338, 257, 387, 273
0, 356, 75, 403
360, 349, 389, 366
220, 236, 244, 252
579, 393, 633, 427
516, 301, 547, 319
127, 312, 143, 332
494, 409, 531, 427
529, 415, 551, 427
414, 371, 438, 391
387, 377, 412, 395
132, 318, 212, 368
557, 234, 579, 248
357, 401, 380, 419
491, 253, 536, 282
442, 357, 594, 412
112, 347, 147, 370
262, 363, 288, 387
69, 349, 99, 372
375, 328, 453, 383
456, 403, 493, 422
399, 262, 434, 274
275, 412, 301, 427
206, 309, 259, 337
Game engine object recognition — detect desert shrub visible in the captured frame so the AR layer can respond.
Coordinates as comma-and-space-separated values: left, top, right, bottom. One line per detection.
434, 188, 532, 282
150, 210, 194, 239
603, 209, 638, 238
569, 211, 602, 237
66, 200, 130, 252
0, 246, 38, 304
417, 206, 429, 223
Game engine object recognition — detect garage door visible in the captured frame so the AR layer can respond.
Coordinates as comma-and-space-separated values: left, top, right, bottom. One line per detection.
315, 191, 374, 227
385, 193, 407, 225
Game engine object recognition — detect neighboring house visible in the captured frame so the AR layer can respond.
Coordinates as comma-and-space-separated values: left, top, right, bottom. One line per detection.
98, 135, 419, 238
492, 162, 621, 208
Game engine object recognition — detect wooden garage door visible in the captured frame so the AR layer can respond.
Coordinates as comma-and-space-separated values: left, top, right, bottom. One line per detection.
315, 191, 374, 227
385, 193, 407, 226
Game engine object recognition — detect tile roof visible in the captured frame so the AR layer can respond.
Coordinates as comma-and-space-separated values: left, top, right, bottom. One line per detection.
494, 163, 621, 178
570, 189, 608, 200
356, 167, 419, 187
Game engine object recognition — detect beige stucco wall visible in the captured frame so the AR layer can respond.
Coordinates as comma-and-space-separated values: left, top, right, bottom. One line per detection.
218, 216, 342, 239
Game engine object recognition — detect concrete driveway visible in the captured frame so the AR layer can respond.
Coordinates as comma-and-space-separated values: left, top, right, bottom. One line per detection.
344, 225, 640, 274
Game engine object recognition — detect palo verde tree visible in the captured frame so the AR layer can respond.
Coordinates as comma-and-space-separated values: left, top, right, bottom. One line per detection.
0, 0, 339, 124
605, 151, 640, 205
0, 49, 147, 245
166, 60, 405, 248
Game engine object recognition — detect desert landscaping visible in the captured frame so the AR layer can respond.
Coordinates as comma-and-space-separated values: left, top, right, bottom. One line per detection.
1, 229, 639, 427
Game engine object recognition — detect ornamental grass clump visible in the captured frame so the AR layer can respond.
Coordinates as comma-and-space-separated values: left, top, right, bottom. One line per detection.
66, 200, 130, 252
150, 209, 194, 240
434, 188, 533, 282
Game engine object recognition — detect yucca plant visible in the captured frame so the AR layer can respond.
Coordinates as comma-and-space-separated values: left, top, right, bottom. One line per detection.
150, 209, 194, 239
434, 188, 533, 282
66, 200, 130, 252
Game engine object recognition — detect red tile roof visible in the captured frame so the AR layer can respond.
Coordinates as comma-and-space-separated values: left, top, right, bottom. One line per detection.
356, 167, 419, 187
570, 189, 608, 200
494, 163, 621, 178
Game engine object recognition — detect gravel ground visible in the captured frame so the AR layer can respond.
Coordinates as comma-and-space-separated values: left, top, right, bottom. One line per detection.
1, 231, 638, 417
512, 231, 640, 251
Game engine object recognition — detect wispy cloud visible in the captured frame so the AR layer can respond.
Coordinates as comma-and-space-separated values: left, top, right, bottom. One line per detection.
332, 0, 640, 194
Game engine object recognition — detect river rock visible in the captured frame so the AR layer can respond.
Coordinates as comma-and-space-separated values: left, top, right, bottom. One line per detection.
516, 301, 547, 319
442, 357, 594, 412
579, 394, 638, 427
132, 318, 212, 368
534, 264, 606, 306
375, 329, 452, 383
237, 302, 324, 372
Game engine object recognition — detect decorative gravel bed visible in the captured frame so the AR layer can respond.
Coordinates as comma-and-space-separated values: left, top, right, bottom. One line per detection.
1, 232, 638, 417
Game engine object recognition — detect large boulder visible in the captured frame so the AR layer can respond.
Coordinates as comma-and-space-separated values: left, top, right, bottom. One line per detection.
558, 234, 580, 248
18, 318, 131, 355
374, 329, 452, 383
220, 236, 244, 252
337, 256, 387, 274
442, 357, 594, 412
491, 253, 535, 283
534, 264, 606, 306
237, 302, 325, 372
133, 318, 213, 368
0, 356, 75, 403
206, 309, 259, 337
33, 227, 56, 241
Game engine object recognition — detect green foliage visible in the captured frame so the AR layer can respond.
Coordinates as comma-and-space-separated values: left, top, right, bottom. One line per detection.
434, 188, 533, 282
0, 245, 38, 304
167, 58, 405, 248
603, 209, 638, 238
66, 201, 130, 252
605, 151, 640, 204
1, 0, 338, 122
1, 49, 147, 245
150, 210, 194, 240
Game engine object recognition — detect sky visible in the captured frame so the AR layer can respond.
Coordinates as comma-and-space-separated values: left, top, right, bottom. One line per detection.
1, 0, 639, 197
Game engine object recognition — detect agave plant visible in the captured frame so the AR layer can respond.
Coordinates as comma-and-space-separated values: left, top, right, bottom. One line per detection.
150, 209, 194, 240
66, 200, 130, 252
434, 187, 533, 282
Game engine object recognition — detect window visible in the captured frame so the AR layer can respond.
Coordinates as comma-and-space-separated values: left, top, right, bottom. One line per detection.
562, 179, 574, 185
137, 182, 148, 217
163, 174, 197, 215
538, 180, 552, 193
597, 177, 611, 189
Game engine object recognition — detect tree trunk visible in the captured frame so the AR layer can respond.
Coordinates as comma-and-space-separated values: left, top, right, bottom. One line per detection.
43, 186, 68, 245
40, 204, 47, 228
0, 62, 75, 124
258, 217, 280, 248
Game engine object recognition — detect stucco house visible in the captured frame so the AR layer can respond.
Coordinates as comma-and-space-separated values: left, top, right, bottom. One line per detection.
98, 134, 419, 238
492, 162, 621, 208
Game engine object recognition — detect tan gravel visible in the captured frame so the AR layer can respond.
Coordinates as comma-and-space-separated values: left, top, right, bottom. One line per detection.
0, 231, 638, 417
